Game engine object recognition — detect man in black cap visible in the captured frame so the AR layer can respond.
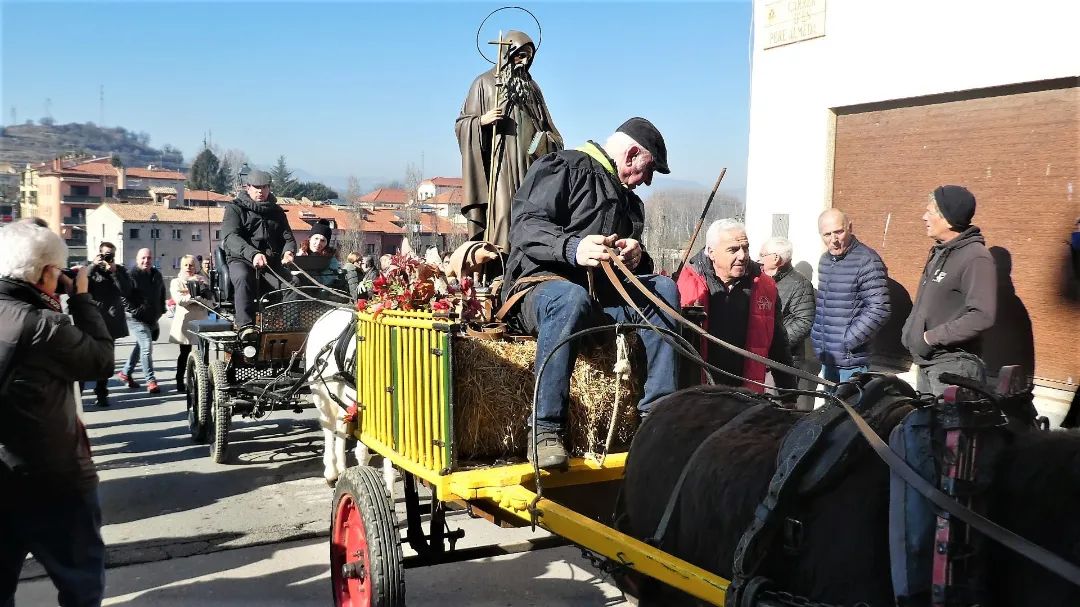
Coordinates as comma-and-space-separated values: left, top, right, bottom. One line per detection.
902, 185, 997, 394
221, 169, 297, 338
501, 117, 679, 470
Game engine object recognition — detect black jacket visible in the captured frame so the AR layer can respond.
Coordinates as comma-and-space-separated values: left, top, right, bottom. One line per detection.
502, 142, 653, 302
87, 262, 132, 338
124, 266, 166, 325
902, 227, 996, 363
221, 192, 297, 265
773, 265, 816, 359
0, 278, 113, 494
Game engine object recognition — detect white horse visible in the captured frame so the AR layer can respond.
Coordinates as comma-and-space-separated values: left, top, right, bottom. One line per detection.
306, 308, 394, 492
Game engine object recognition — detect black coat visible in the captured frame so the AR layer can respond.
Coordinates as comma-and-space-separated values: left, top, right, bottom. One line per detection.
0, 278, 113, 494
773, 265, 816, 360
221, 192, 297, 265
124, 266, 167, 326
502, 142, 653, 301
87, 263, 132, 338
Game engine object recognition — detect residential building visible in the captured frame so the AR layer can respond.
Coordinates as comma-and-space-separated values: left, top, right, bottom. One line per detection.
743, 0, 1077, 413
0, 162, 18, 223
20, 156, 186, 262
87, 200, 224, 277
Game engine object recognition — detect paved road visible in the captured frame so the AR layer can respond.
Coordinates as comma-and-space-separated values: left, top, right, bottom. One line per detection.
15, 320, 630, 605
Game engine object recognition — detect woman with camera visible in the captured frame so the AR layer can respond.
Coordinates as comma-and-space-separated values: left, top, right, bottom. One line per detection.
168, 254, 212, 393
0, 219, 114, 606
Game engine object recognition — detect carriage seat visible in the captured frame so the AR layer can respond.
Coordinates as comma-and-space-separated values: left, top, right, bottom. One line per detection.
214, 246, 234, 304
190, 318, 235, 334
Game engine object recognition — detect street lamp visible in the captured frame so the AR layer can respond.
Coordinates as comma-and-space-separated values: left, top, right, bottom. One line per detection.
149, 212, 159, 268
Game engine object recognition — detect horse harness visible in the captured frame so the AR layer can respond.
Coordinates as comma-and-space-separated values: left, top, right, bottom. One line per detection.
591, 252, 1080, 605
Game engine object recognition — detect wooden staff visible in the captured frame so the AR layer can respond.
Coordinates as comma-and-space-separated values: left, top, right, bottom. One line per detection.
485, 32, 512, 239
674, 168, 727, 277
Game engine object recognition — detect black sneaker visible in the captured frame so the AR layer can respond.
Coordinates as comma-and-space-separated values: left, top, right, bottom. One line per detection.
95, 395, 110, 408
528, 428, 569, 471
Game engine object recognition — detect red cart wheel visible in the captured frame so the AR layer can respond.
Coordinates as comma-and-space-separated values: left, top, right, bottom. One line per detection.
330, 466, 404, 607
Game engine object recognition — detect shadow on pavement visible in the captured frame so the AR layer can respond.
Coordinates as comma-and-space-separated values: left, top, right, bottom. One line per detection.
98, 457, 322, 526
97, 542, 623, 607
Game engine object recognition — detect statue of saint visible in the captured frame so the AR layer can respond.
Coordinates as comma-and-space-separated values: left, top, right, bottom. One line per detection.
455, 30, 562, 252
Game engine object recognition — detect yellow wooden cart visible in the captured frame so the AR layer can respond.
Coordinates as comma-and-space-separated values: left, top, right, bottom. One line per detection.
329, 309, 731, 607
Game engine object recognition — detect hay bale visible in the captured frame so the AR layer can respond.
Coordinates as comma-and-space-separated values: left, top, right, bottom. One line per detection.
452, 336, 641, 461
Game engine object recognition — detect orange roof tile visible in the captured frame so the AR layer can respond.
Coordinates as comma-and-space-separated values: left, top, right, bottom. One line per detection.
417, 212, 466, 234
185, 189, 233, 203
97, 203, 224, 223
430, 189, 464, 205
358, 188, 410, 204
429, 177, 463, 188
63, 161, 186, 181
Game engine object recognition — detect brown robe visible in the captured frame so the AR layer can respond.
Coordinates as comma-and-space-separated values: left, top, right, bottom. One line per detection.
455, 31, 562, 252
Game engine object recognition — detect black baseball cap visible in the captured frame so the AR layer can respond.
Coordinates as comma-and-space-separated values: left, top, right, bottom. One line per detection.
616, 117, 670, 174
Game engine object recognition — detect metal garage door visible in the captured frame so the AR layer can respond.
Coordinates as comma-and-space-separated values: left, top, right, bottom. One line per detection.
831, 78, 1079, 388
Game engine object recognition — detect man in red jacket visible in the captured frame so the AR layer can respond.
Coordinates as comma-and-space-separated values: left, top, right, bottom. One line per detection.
676, 219, 795, 392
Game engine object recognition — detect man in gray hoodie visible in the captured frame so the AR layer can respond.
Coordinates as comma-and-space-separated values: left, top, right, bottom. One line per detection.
902, 185, 997, 394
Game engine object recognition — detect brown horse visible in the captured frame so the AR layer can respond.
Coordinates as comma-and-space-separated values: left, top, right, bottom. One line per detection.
619, 383, 1080, 606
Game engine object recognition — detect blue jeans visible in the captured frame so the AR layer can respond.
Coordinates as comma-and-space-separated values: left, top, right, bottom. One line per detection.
822, 364, 868, 391
1, 488, 105, 607
124, 319, 157, 382
519, 275, 680, 430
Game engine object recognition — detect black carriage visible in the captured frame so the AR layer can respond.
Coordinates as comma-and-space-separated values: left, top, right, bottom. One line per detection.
183, 248, 342, 463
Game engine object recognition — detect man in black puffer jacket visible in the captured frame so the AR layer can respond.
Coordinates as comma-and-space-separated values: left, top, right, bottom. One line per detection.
221, 169, 297, 336
0, 220, 114, 606
902, 185, 996, 394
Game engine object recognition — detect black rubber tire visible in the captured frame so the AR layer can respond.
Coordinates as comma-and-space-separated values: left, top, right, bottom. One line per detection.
208, 361, 231, 464
186, 352, 211, 443
330, 466, 405, 607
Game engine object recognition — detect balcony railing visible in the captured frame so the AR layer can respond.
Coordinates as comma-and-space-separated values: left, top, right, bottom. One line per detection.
62, 216, 86, 226
62, 195, 102, 204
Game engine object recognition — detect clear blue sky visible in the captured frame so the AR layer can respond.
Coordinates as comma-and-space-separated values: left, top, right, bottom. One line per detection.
2, 1, 752, 194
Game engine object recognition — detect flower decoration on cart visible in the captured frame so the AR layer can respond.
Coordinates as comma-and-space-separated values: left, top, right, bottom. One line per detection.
355, 252, 484, 322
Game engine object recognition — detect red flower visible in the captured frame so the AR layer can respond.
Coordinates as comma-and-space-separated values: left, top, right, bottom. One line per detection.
343, 402, 359, 423
355, 299, 368, 311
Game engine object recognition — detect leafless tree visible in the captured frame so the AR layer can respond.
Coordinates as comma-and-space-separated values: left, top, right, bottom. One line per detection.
338, 175, 366, 258
641, 189, 744, 273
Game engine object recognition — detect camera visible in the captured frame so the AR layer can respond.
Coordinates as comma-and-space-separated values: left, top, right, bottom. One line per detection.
98, 252, 115, 263
55, 267, 79, 295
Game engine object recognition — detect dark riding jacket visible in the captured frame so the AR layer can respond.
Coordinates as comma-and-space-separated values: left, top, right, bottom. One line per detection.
221, 192, 297, 266
502, 142, 654, 304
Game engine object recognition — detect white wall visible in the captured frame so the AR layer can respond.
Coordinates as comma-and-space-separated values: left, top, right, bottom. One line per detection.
744, 0, 1080, 270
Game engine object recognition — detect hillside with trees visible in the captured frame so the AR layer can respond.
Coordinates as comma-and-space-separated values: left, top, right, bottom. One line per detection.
0, 121, 184, 169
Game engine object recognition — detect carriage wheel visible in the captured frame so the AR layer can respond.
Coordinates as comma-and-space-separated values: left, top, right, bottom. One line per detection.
330, 466, 405, 607
185, 352, 211, 443
208, 361, 231, 464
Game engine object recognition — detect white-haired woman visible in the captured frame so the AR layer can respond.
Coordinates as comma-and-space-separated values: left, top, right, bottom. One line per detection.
169, 254, 211, 392
0, 219, 112, 605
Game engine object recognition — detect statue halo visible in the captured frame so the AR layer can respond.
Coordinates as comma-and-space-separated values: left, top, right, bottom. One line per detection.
475, 6, 542, 65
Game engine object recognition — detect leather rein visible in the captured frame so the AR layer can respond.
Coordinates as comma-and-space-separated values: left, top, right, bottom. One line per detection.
598, 248, 1080, 588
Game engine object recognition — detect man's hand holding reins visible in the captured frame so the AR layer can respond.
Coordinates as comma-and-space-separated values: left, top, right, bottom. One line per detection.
575, 234, 618, 267
282, 251, 295, 265
614, 237, 643, 271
